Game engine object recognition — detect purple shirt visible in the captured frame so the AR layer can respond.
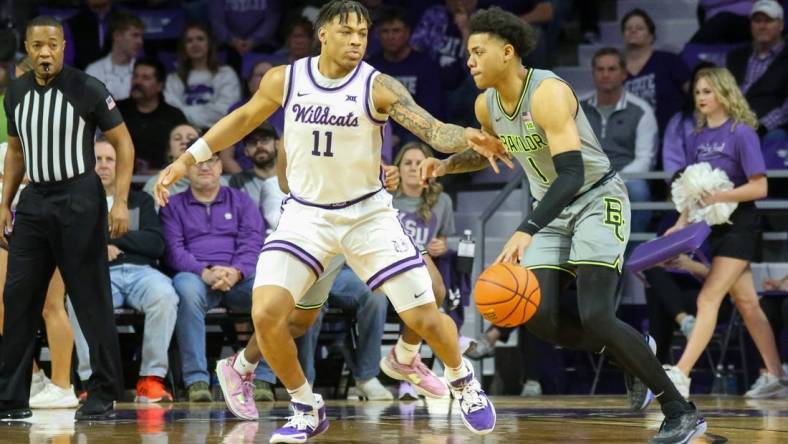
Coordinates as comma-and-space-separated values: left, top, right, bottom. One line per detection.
685, 119, 766, 186
161, 186, 263, 278
209, 0, 282, 47
625, 50, 691, 133
410, 5, 467, 90
662, 112, 696, 176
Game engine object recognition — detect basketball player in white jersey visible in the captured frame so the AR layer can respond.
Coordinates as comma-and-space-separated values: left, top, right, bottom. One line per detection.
155, 1, 498, 442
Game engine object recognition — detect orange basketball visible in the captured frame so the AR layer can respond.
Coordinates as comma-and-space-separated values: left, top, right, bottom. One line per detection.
474, 263, 541, 327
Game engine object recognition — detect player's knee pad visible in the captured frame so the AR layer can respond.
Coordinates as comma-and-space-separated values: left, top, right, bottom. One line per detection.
378, 265, 436, 313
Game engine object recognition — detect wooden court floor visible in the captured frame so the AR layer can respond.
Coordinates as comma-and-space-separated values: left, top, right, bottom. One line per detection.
1, 396, 785, 443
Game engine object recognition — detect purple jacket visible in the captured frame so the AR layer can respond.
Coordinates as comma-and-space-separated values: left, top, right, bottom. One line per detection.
209, 0, 282, 47
161, 186, 263, 278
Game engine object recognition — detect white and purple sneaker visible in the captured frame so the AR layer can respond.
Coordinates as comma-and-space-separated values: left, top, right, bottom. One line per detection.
269, 393, 329, 443
448, 359, 496, 435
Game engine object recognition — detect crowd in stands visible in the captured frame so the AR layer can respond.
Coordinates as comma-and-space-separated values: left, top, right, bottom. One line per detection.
0, 0, 786, 403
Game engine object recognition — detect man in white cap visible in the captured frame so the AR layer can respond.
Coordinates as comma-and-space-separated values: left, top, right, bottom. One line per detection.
726, 0, 788, 145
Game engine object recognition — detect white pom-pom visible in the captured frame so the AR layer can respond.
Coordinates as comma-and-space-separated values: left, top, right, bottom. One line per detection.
671, 162, 737, 225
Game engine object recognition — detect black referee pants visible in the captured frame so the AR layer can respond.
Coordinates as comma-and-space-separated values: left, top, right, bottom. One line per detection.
0, 172, 123, 405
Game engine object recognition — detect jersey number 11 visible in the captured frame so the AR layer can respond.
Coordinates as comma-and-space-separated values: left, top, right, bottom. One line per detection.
311, 130, 334, 157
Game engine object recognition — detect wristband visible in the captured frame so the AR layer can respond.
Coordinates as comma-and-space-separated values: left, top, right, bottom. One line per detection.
186, 138, 213, 163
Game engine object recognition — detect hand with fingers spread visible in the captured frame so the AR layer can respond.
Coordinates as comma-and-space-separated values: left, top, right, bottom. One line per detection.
154, 158, 190, 207
495, 231, 532, 264
382, 163, 400, 192
465, 127, 513, 173
419, 157, 446, 186
108, 200, 129, 239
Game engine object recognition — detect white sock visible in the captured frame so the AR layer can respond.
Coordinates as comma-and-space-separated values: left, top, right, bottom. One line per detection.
394, 337, 420, 364
287, 381, 316, 406
445, 360, 470, 383
233, 348, 258, 375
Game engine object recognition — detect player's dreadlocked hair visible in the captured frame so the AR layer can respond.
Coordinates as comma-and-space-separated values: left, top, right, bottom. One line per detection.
394, 141, 444, 224
469, 7, 537, 59
315, 0, 371, 31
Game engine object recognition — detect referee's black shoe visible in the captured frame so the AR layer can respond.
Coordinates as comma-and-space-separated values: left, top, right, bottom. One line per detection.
75, 396, 116, 421
0, 402, 32, 420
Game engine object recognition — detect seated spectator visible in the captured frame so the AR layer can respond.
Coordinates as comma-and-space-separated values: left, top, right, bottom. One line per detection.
229, 124, 282, 230
118, 57, 187, 173
662, 62, 717, 178
220, 60, 283, 174
160, 153, 276, 402
86, 11, 145, 101
272, 16, 314, 65
164, 23, 241, 130
71, 137, 179, 403
65, 0, 115, 69
689, 0, 753, 45
726, 0, 788, 146
622, 8, 691, 135
368, 7, 445, 147
144, 124, 231, 204
581, 47, 657, 233
209, 0, 283, 72
410, 0, 473, 97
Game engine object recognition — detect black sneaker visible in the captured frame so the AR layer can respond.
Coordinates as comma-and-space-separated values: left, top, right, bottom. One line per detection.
625, 334, 657, 411
650, 402, 706, 444
0, 406, 31, 420
75, 396, 115, 421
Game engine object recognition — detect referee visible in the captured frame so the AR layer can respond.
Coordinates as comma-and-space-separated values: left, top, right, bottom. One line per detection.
0, 16, 134, 420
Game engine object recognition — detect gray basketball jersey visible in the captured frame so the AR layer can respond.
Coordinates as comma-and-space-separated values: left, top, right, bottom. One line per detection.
486, 69, 611, 201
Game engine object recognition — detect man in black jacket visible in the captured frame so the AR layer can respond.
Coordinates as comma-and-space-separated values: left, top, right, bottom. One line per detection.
726, 0, 788, 144
71, 136, 179, 403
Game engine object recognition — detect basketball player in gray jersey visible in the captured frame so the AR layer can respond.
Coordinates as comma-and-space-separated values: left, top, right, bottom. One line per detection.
421, 8, 705, 444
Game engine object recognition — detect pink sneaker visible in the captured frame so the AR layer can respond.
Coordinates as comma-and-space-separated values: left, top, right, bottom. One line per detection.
216, 355, 258, 420
379, 349, 449, 398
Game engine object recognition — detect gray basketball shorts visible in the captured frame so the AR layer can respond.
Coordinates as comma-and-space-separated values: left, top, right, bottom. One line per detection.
521, 175, 630, 274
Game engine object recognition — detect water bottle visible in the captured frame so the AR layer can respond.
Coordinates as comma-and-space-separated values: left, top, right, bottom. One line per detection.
726, 364, 739, 395
711, 364, 726, 395
456, 229, 475, 273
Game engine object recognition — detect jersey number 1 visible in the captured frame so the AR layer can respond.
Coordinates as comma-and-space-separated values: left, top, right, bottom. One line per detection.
311, 130, 334, 157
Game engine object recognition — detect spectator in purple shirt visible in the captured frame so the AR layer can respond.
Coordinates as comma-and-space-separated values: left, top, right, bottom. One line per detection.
621, 8, 691, 135
161, 153, 276, 402
368, 7, 445, 149
726, 0, 788, 146
210, 0, 283, 73
663, 61, 716, 177
663, 67, 786, 399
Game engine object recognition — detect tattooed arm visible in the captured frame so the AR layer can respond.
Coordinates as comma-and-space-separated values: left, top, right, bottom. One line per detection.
372, 73, 469, 153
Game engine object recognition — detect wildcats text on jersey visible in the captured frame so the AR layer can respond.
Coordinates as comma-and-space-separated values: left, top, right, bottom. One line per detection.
292, 104, 360, 127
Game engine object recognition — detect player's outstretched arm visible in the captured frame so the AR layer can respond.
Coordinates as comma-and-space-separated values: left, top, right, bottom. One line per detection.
155, 66, 286, 206
372, 73, 503, 157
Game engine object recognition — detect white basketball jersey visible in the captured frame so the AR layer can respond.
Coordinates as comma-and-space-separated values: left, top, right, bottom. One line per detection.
282, 56, 387, 206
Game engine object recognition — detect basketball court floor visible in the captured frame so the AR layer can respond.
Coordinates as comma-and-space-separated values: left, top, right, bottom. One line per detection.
2, 396, 785, 443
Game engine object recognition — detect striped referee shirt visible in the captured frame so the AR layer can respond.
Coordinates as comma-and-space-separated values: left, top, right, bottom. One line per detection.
3, 66, 124, 183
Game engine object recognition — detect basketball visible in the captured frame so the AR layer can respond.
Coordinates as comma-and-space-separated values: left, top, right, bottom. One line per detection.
474, 263, 541, 327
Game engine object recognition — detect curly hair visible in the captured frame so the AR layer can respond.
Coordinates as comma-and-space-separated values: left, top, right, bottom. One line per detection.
315, 0, 371, 31
393, 141, 443, 224
468, 7, 537, 59
693, 67, 759, 131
